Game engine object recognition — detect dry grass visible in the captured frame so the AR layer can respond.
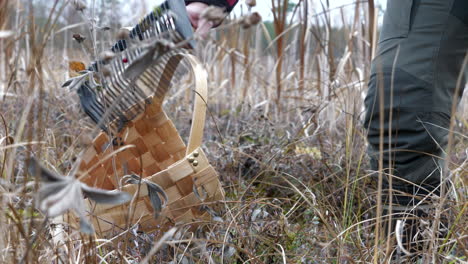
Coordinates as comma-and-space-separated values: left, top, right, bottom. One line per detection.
0, 0, 467, 263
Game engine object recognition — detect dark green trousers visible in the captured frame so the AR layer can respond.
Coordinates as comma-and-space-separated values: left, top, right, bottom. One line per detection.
364, 0, 468, 205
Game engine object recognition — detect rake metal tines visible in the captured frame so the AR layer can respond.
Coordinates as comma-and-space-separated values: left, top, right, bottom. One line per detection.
76, 0, 195, 134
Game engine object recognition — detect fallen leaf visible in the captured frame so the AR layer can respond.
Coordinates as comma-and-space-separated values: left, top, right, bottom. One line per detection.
27, 157, 131, 234
69, 61, 86, 73
124, 174, 168, 217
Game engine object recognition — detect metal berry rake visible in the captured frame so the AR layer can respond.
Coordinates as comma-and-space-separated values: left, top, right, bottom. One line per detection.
73, 0, 195, 133
65, 0, 224, 235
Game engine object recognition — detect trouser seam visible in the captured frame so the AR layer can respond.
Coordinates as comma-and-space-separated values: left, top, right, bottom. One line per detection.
432, 0, 454, 107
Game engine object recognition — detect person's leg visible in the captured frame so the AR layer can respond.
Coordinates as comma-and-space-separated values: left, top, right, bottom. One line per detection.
364, 0, 467, 254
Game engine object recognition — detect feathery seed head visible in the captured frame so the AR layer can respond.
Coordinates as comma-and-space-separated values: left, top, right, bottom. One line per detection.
99, 51, 115, 64
73, 0, 86, 12
241, 12, 262, 29
116, 28, 130, 40
246, 0, 256, 7
200, 6, 226, 25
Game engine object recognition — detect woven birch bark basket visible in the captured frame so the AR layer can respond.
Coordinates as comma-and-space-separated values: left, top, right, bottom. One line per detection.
74, 54, 224, 235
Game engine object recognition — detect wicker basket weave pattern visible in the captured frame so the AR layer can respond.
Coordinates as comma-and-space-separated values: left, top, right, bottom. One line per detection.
75, 54, 224, 235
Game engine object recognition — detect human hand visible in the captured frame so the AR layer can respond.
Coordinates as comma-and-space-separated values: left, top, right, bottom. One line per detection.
186, 2, 214, 38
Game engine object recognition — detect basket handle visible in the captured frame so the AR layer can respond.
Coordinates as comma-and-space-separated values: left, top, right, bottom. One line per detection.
183, 54, 208, 155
